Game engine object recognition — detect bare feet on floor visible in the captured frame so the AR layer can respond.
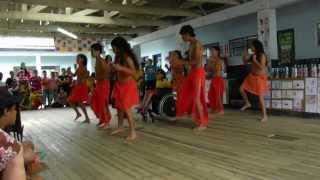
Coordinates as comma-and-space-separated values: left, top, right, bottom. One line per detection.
74, 114, 81, 121
126, 131, 137, 141
193, 126, 207, 132
110, 128, 125, 135
82, 119, 90, 124
240, 104, 252, 111
260, 116, 268, 123
217, 111, 225, 115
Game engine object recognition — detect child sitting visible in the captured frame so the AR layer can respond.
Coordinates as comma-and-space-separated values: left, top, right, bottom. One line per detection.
0, 88, 45, 180
139, 69, 171, 113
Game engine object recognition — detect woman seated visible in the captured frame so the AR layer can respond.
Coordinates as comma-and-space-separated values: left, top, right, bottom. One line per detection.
0, 88, 46, 180
139, 69, 171, 113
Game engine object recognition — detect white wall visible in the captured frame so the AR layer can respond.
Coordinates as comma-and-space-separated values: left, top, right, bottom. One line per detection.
137, 0, 320, 66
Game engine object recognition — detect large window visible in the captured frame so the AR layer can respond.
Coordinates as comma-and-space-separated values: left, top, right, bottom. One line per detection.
0, 36, 55, 50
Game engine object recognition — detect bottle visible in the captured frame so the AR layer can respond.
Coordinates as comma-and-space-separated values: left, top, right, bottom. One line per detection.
304, 64, 308, 77
312, 64, 317, 77
285, 66, 289, 79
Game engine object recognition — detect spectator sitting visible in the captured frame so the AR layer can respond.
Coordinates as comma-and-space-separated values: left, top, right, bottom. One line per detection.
139, 69, 171, 113
6, 71, 18, 95
0, 88, 45, 180
0, 72, 5, 87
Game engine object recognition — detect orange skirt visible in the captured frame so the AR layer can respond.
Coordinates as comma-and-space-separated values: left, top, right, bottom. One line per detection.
208, 77, 225, 111
176, 67, 209, 127
91, 80, 111, 124
112, 79, 139, 111
241, 73, 269, 96
68, 83, 88, 104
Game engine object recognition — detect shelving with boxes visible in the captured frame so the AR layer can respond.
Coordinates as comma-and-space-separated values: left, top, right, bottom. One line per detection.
266, 78, 319, 113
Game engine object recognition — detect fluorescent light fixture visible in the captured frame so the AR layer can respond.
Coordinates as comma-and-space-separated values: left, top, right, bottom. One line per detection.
57, 27, 78, 39
0, 36, 55, 50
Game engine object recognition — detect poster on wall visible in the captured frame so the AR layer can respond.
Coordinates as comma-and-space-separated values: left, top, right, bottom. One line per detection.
277, 29, 295, 65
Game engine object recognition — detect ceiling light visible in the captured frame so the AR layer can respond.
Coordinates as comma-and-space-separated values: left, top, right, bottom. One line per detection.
57, 27, 78, 39
6, 18, 9, 21
122, 0, 127, 5
40, 20, 42, 26
21, 19, 24, 23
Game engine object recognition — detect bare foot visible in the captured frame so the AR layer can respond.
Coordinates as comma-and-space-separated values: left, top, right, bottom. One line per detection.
126, 132, 137, 141
110, 128, 125, 135
217, 111, 225, 115
100, 124, 111, 130
193, 126, 207, 132
240, 104, 252, 111
260, 116, 268, 123
82, 119, 90, 124
74, 114, 81, 121
97, 123, 107, 128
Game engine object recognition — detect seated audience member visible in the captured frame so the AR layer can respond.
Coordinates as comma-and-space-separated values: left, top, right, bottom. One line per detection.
0, 72, 5, 87
0, 88, 45, 180
41, 71, 51, 107
16, 63, 31, 82
139, 69, 171, 113
6, 71, 18, 95
29, 70, 42, 109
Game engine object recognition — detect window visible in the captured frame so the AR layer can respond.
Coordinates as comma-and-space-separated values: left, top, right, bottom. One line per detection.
0, 36, 55, 50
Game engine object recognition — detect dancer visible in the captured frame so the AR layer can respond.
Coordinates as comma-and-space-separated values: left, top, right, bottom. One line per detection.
68, 54, 90, 123
90, 43, 112, 129
110, 37, 139, 141
240, 40, 269, 122
169, 50, 185, 92
208, 46, 225, 115
174, 25, 209, 132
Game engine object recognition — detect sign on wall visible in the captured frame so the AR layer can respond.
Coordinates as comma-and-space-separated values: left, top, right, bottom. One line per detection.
277, 29, 295, 65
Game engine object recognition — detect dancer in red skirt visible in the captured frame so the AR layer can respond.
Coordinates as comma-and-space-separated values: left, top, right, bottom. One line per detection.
169, 50, 185, 92
110, 37, 140, 141
90, 43, 112, 129
174, 25, 209, 132
68, 54, 90, 122
240, 40, 269, 122
208, 46, 225, 115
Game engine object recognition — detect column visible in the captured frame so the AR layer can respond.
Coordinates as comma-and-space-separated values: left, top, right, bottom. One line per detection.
257, 8, 278, 67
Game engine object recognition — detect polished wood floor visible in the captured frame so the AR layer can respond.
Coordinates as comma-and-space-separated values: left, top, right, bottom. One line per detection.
22, 108, 320, 180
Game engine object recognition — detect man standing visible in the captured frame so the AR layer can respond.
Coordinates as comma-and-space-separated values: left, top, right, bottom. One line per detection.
174, 25, 209, 132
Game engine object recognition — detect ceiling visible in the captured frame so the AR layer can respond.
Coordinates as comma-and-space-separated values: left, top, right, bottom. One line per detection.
0, 0, 251, 40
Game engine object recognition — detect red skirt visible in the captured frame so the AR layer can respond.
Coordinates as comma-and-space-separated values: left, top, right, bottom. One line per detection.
176, 67, 209, 127
208, 76, 225, 111
241, 73, 269, 96
112, 79, 139, 111
91, 80, 111, 124
68, 83, 88, 104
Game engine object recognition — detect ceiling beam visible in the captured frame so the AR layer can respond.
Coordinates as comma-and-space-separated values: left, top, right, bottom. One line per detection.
72, 9, 100, 16
0, 0, 199, 17
29, 5, 47, 13
187, 0, 240, 5
0, 23, 152, 35
0, 11, 171, 27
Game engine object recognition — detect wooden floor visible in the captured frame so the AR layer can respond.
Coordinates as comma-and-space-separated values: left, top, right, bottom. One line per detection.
22, 108, 320, 180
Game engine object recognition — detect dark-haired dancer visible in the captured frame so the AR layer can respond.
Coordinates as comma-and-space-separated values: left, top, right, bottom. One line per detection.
174, 25, 209, 132
68, 54, 90, 122
208, 46, 225, 115
240, 40, 269, 122
91, 43, 112, 129
110, 37, 139, 141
